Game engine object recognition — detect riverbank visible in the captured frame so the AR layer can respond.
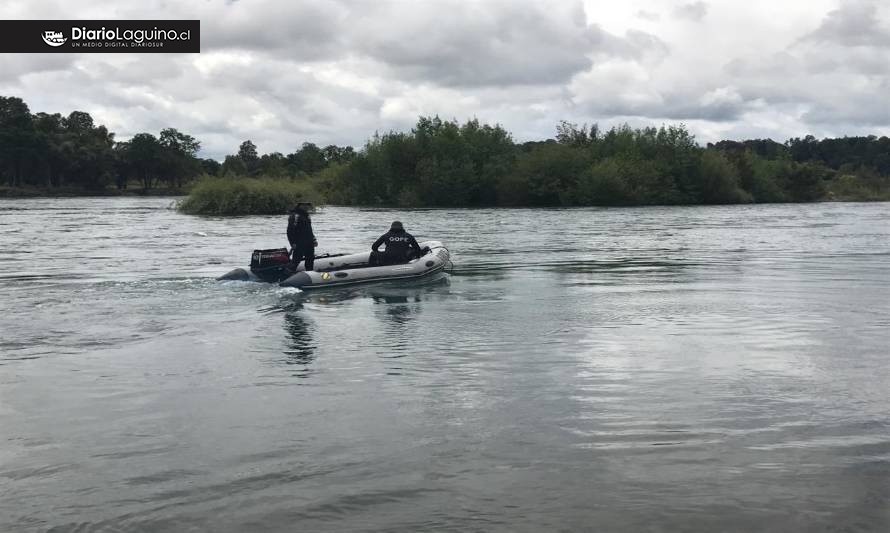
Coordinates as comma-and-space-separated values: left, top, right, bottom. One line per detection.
4, 174, 889, 211
0, 186, 187, 198
6, 185, 887, 210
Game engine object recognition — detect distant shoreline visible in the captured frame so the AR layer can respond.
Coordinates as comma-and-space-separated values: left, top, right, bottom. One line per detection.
3, 185, 887, 208
3, 95, 889, 210
0, 186, 187, 199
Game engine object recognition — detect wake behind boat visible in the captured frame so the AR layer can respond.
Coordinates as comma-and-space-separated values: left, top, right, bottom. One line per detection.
219, 240, 450, 290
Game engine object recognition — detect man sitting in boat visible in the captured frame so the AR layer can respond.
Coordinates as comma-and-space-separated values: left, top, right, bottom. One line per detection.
371, 221, 422, 265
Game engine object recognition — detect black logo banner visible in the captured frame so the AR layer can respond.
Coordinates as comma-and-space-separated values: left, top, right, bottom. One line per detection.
0, 20, 200, 53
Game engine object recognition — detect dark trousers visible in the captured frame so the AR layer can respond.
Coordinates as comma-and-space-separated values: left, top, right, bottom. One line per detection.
370, 250, 412, 266
291, 246, 315, 271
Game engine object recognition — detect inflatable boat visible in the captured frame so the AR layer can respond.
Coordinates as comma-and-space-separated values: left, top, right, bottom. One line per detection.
219, 240, 450, 290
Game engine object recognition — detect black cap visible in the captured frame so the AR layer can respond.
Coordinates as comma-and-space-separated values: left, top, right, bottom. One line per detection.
390, 221, 403, 230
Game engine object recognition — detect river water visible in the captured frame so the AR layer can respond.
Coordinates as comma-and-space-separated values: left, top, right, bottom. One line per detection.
1, 198, 888, 531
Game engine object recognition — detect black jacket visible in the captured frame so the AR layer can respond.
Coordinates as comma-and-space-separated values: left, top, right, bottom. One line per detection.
372, 229, 421, 259
287, 211, 316, 248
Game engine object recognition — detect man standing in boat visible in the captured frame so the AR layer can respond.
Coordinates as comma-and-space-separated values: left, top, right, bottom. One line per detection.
372, 221, 422, 265
287, 204, 317, 271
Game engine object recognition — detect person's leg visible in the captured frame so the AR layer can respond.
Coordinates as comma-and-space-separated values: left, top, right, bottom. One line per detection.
384, 253, 406, 265
304, 247, 315, 271
292, 249, 306, 270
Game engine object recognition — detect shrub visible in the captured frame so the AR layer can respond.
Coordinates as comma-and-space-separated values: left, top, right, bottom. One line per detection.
177, 175, 323, 216
699, 150, 752, 204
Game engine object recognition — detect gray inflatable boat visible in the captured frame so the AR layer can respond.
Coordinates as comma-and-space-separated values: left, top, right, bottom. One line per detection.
219, 240, 450, 290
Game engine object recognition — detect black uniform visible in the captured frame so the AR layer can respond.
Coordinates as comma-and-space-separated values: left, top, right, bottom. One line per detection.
372, 223, 421, 265
287, 208, 317, 271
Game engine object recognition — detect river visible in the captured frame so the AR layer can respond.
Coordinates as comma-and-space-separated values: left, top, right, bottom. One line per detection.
1, 198, 888, 531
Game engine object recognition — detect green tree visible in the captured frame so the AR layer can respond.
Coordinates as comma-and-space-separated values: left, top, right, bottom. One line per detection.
128, 133, 163, 190
698, 150, 751, 204
0, 96, 36, 187
578, 156, 661, 205
221, 154, 247, 177
459, 119, 514, 205
32, 112, 65, 187
556, 120, 598, 148
782, 161, 828, 201
201, 158, 221, 176
513, 142, 589, 205
57, 111, 116, 190
322, 145, 355, 165
258, 152, 288, 176
237, 140, 259, 174
238, 140, 258, 162
288, 142, 327, 174
159, 128, 202, 188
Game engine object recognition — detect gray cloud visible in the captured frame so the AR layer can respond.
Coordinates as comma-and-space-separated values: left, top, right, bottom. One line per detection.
577, 86, 751, 122
673, 2, 708, 22
620, 29, 670, 61
2, 0, 889, 157
201, 1, 349, 59
0, 54, 76, 83
347, 1, 597, 87
734, 2, 888, 118
804, 1, 890, 48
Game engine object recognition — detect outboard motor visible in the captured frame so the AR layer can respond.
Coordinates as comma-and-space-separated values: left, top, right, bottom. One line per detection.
217, 249, 348, 283
250, 248, 291, 282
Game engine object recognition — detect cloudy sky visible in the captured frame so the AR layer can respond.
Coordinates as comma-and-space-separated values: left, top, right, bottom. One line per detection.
1, 0, 889, 159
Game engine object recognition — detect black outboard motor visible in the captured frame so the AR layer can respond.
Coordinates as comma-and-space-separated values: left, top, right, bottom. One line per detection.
250, 248, 291, 282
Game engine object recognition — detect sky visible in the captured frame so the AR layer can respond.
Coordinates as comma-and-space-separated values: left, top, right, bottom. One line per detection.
1, 0, 889, 159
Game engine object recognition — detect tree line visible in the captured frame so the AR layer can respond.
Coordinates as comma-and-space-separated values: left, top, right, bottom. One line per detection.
0, 96, 353, 191
2, 95, 889, 204
318, 118, 890, 206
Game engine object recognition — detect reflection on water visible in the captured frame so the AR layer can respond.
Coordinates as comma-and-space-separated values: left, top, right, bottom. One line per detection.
280, 301, 316, 377
373, 294, 417, 325
272, 276, 450, 374
1, 199, 889, 532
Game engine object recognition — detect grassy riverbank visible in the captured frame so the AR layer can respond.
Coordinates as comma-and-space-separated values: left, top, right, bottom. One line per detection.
6, 172, 887, 214
171, 172, 889, 216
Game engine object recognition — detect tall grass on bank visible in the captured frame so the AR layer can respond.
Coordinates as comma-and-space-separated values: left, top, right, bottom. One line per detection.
177, 175, 323, 215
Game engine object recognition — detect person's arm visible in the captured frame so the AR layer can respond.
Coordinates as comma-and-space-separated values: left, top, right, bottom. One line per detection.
372, 233, 387, 252
287, 215, 297, 245
409, 234, 421, 256
308, 220, 318, 247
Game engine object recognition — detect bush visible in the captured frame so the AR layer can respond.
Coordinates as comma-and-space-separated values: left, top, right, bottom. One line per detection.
312, 162, 355, 205
827, 172, 890, 201
495, 172, 531, 206
747, 156, 788, 202
577, 156, 669, 205
781, 162, 828, 202
513, 143, 589, 205
699, 150, 752, 204
177, 175, 323, 216
577, 158, 634, 205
